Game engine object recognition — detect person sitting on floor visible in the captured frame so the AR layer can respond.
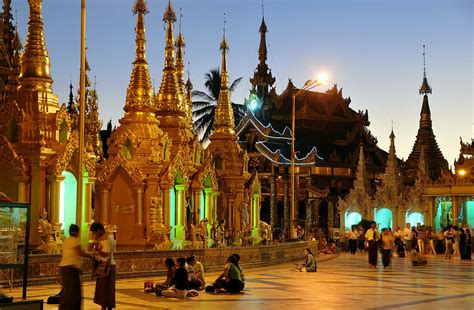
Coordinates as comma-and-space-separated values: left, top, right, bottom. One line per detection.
155, 258, 175, 296
206, 255, 244, 294
162, 257, 189, 298
410, 250, 428, 266
186, 255, 205, 290
291, 248, 317, 272
320, 240, 337, 254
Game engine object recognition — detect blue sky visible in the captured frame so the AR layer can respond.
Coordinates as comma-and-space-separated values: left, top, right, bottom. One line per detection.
14, 0, 473, 165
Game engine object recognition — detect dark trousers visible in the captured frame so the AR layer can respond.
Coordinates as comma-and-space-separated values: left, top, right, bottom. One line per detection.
382, 249, 391, 267
214, 278, 244, 293
349, 239, 357, 254
368, 240, 378, 266
60, 266, 82, 310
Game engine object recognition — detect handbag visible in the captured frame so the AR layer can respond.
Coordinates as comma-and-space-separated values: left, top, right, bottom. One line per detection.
93, 258, 112, 279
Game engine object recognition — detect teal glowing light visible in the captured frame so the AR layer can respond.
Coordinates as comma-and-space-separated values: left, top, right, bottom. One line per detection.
406, 212, 424, 227
200, 191, 205, 221
375, 208, 392, 229
245, 93, 260, 112
59, 171, 77, 236
345, 211, 362, 230
466, 201, 474, 227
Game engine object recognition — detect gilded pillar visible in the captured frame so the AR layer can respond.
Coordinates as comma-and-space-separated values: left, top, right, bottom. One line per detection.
85, 177, 95, 224
47, 175, 65, 225
295, 175, 299, 221
161, 185, 171, 227
452, 195, 459, 226
212, 191, 219, 223
14, 176, 29, 203
135, 187, 144, 225
227, 196, 235, 229
306, 200, 312, 226
192, 190, 201, 224
283, 174, 289, 232
313, 200, 320, 227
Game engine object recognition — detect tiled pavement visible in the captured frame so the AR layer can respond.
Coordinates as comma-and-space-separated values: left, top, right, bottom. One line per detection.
6, 253, 474, 309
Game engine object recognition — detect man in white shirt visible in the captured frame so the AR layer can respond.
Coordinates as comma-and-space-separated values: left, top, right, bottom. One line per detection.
365, 222, 381, 268
347, 226, 359, 255
59, 224, 91, 310
403, 223, 412, 252
187, 255, 205, 290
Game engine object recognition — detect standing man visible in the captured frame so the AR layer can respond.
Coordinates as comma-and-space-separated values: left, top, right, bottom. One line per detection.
402, 223, 412, 252
59, 224, 92, 310
365, 222, 381, 268
347, 225, 359, 255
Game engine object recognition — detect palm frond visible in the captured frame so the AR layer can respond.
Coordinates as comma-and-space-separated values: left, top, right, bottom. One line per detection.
192, 100, 216, 110
192, 90, 215, 102
193, 106, 214, 120
229, 77, 243, 93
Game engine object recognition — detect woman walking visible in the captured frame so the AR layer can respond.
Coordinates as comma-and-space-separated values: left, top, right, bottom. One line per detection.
90, 223, 116, 310
380, 228, 393, 269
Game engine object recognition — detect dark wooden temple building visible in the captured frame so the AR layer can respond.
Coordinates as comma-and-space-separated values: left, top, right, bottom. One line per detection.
237, 15, 389, 233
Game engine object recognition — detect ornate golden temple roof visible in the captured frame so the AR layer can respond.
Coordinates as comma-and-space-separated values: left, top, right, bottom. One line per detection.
213, 28, 235, 136
155, 0, 185, 116
19, 0, 53, 90
124, 0, 155, 115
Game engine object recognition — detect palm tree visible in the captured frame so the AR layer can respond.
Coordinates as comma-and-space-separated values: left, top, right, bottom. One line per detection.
192, 68, 246, 143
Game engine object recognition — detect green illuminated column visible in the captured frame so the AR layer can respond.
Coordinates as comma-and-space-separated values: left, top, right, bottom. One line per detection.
47, 175, 65, 225
174, 184, 186, 248
251, 193, 262, 243
204, 188, 213, 221
212, 191, 219, 223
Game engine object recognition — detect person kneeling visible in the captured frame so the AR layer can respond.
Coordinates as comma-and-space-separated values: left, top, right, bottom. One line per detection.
162, 257, 189, 298
206, 255, 244, 293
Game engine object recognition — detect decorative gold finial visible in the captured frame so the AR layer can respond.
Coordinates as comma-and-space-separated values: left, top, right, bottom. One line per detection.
175, 7, 191, 127
156, 0, 185, 114
19, 0, 53, 87
125, 0, 154, 113
419, 44, 432, 95
213, 14, 235, 135
133, 0, 149, 14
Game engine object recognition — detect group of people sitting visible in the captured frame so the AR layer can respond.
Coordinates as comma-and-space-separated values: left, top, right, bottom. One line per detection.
148, 253, 245, 298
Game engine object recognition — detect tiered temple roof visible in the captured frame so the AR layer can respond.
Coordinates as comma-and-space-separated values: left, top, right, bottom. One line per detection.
400, 47, 449, 183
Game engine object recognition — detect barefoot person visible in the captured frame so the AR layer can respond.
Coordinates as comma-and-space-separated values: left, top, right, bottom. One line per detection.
90, 223, 116, 310
207, 255, 244, 293
59, 224, 92, 310
365, 222, 380, 268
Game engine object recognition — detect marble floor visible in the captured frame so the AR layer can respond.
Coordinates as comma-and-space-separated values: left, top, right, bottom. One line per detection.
5, 253, 474, 309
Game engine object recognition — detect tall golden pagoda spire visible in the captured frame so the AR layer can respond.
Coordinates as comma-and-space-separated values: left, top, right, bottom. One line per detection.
213, 14, 235, 136
175, 8, 192, 126
156, 0, 185, 115
19, 0, 53, 91
124, 0, 155, 115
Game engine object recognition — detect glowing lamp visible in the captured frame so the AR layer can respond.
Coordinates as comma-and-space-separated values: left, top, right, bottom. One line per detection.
316, 73, 329, 85
458, 169, 466, 176
249, 98, 259, 111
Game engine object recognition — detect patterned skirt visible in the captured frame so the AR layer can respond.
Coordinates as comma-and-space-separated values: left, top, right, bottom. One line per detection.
94, 265, 116, 308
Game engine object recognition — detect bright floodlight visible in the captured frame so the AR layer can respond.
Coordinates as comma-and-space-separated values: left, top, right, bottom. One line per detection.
458, 169, 466, 176
316, 73, 329, 85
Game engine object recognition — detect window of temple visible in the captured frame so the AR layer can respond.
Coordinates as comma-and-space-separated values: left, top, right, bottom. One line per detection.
122, 139, 133, 159
345, 211, 362, 230
375, 208, 392, 230
58, 120, 68, 143
7, 119, 18, 142
214, 154, 222, 170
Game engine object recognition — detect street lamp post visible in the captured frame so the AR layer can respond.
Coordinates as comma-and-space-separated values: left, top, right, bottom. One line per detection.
290, 77, 327, 240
